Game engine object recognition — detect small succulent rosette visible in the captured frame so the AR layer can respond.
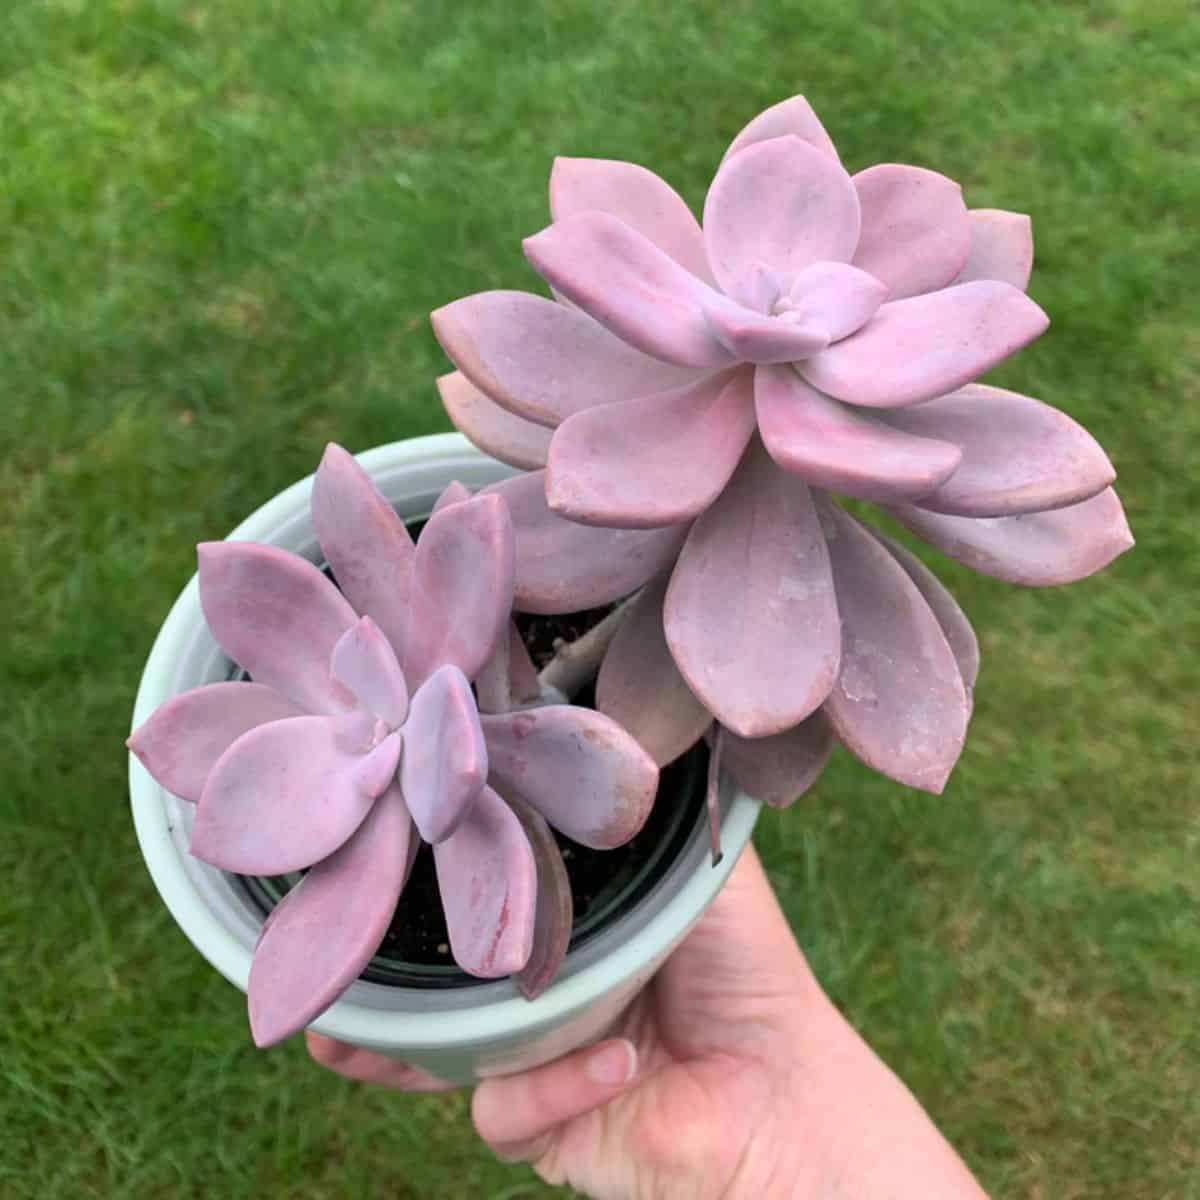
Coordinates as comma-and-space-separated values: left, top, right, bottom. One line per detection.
128, 445, 658, 1045
432, 94, 1133, 807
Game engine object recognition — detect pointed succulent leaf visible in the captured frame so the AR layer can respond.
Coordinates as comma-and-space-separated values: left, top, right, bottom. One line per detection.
880, 384, 1116, 517
799, 281, 1049, 408
504, 792, 573, 1000
595, 572, 713, 767
247, 784, 412, 1047
702, 136, 861, 309
550, 156, 713, 283
952, 209, 1033, 290
781, 261, 888, 342
755, 365, 962, 501
311, 443, 415, 662
480, 706, 659, 849
475, 621, 541, 716
431, 479, 473, 514
523, 214, 737, 369
191, 714, 393, 875
127, 682, 304, 804
851, 164, 971, 300
887, 486, 1134, 586
818, 500, 969, 793
664, 439, 841, 738
865, 529, 980, 692
400, 665, 488, 844
437, 371, 551, 469
403, 493, 514, 689
702, 300, 828, 362
719, 713, 835, 809
432, 291, 697, 426
485, 472, 690, 614
433, 785, 536, 977
546, 368, 757, 529
721, 94, 841, 163
197, 541, 357, 716
330, 617, 408, 727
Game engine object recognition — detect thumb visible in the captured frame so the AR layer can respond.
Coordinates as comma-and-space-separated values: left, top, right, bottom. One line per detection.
472, 1037, 638, 1163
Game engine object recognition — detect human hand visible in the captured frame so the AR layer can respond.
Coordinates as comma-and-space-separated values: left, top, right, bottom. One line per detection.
308, 846, 988, 1198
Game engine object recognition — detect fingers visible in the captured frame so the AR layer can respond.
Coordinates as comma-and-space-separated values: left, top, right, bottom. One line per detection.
305, 1032, 457, 1091
472, 1037, 638, 1163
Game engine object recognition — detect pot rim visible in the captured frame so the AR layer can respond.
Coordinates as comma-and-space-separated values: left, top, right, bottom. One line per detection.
129, 434, 760, 1049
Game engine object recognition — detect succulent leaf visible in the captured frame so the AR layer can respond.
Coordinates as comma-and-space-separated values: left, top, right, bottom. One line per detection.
952, 209, 1034, 290
436, 371, 551, 469
431, 479, 473, 514
719, 714, 835, 809
779, 261, 888, 341
330, 616, 409, 727
721, 94, 841, 163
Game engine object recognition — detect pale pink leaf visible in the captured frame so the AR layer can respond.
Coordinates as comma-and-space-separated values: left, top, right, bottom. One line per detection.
431, 479, 472, 514
952, 209, 1034, 290
330, 617, 408, 727
721, 95, 841, 163
719, 713, 835, 809
781, 261, 888, 342
703, 300, 827, 362
437, 371, 551, 469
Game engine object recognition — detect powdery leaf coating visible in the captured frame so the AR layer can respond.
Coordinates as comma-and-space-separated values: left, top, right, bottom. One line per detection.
480, 707, 659, 850
702, 136, 861, 308
311, 443, 415, 662
197, 541, 358, 716
191, 714, 394, 875
719, 713, 835, 809
550, 156, 714, 283
126, 682, 303, 804
486, 471, 690, 614
437, 371, 551, 469
546, 368, 757, 529
851, 164, 971, 300
887, 486, 1134, 587
433, 785, 537, 978
431, 479, 473, 515
400, 665, 488, 845
702, 301, 828, 362
595, 572, 714, 767
664, 439, 840, 739
799, 281, 1050, 408
780, 261, 888, 342
432, 290, 696, 426
247, 784, 413, 1048
881, 383, 1115, 517
755, 365, 962, 502
330, 617, 409, 727
952, 209, 1034, 290
721, 95, 841, 163
818, 500, 969, 793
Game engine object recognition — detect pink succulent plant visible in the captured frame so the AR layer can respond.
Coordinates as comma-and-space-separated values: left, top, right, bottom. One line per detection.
127, 444, 658, 1046
431, 95, 1133, 809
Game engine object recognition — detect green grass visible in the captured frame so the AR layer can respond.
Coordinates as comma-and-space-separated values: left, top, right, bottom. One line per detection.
2, 0, 1197, 1195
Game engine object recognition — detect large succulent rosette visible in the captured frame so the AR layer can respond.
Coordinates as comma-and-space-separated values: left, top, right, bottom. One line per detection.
128, 445, 657, 1045
432, 95, 1133, 804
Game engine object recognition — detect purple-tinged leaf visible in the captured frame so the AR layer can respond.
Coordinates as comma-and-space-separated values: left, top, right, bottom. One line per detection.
595, 572, 713, 767
437, 371, 551, 469
755, 365, 962, 502
505, 793, 573, 1000
721, 95, 841, 163
818, 500, 969, 793
433, 785, 536, 978
702, 136, 861, 309
431, 479, 472, 514
865, 529, 979, 693
887, 486, 1134, 586
851, 164, 971, 300
480, 706, 659, 849
952, 209, 1033, 290
432, 291, 697, 426
719, 714, 835, 809
191, 714, 388, 875
311, 443, 415, 661
197, 541, 357, 716
546, 368, 756, 529
400, 665, 488, 845
247, 784, 412, 1047
881, 384, 1115, 517
702, 301, 828, 362
352, 732, 403, 798
475, 621, 542, 716
403, 493, 514, 689
799, 281, 1049, 408
780, 261, 888, 342
330, 617, 408, 727
523, 214, 736, 369
663, 439, 840, 739
127, 682, 304, 804
550, 156, 714, 283
485, 472, 690, 614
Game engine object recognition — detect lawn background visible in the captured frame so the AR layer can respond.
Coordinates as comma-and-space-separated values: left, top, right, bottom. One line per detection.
2, 0, 1197, 1196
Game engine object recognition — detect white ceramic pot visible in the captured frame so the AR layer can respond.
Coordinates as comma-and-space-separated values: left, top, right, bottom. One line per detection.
129, 434, 761, 1085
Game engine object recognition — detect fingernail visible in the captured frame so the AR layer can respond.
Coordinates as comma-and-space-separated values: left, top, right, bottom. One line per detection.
585, 1039, 637, 1086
